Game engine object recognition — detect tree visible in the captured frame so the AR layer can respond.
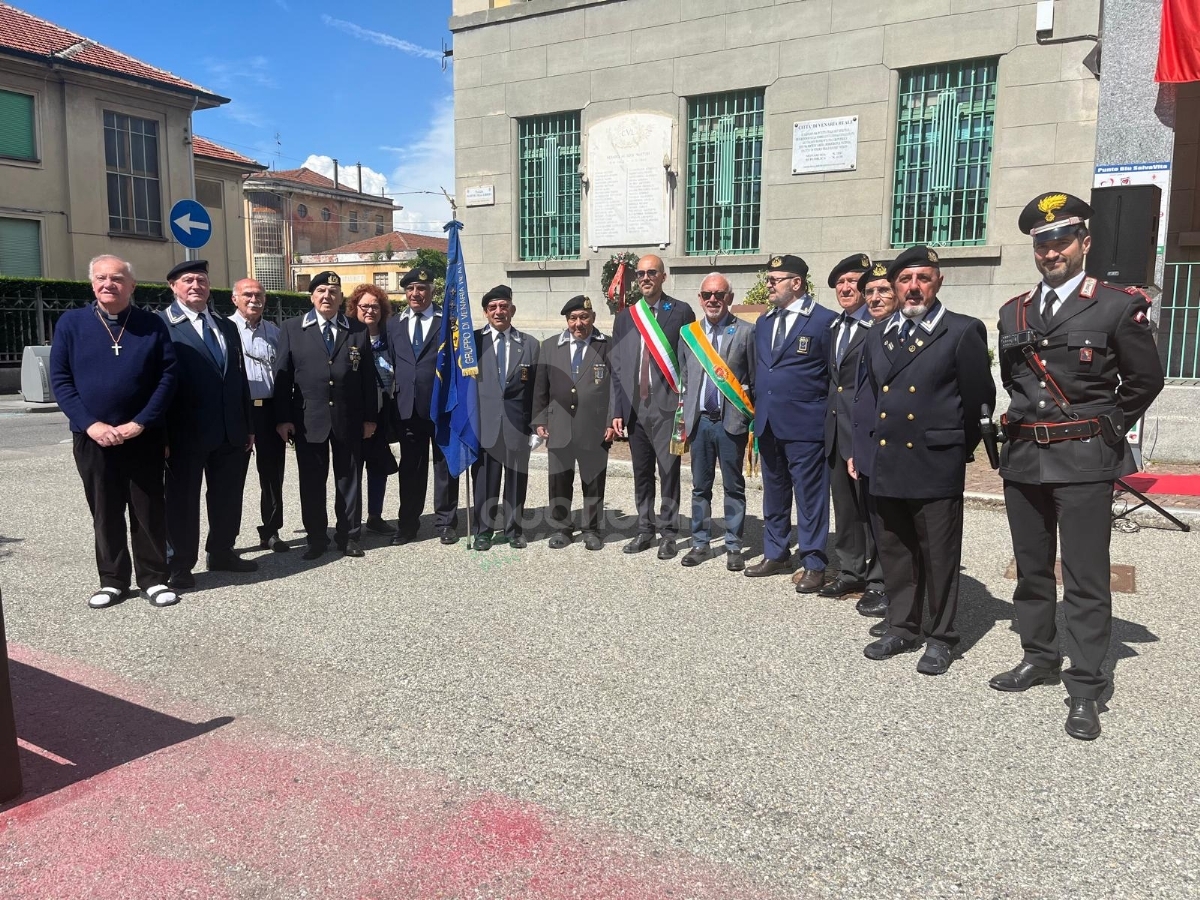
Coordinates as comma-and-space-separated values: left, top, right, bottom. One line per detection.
409, 248, 447, 279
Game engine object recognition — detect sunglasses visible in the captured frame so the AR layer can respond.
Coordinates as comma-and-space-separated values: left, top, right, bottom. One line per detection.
635, 269, 660, 279
699, 290, 729, 300
357, 304, 381, 312
765, 275, 800, 286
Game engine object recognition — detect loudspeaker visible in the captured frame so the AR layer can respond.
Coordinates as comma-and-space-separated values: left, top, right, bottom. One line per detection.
1086, 184, 1161, 286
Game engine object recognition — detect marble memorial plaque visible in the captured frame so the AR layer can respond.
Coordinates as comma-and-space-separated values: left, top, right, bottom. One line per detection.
587, 113, 673, 247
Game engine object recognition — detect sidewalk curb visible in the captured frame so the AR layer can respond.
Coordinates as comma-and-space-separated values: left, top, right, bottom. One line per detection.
0, 398, 60, 414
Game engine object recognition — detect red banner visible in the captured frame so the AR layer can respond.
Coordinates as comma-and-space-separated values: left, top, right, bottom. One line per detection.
607, 260, 628, 312
1155, 0, 1200, 83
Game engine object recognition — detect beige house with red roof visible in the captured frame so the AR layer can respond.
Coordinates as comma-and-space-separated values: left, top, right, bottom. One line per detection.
0, 2, 263, 287
293, 230, 449, 299
244, 165, 399, 291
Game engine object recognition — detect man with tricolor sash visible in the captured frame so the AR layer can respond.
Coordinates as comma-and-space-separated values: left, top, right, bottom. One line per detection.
609, 254, 696, 559
677, 273, 756, 572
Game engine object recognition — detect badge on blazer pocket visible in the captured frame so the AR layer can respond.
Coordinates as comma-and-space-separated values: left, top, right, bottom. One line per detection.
593, 363, 607, 383
797, 336, 811, 355
349, 345, 361, 371
519, 364, 530, 382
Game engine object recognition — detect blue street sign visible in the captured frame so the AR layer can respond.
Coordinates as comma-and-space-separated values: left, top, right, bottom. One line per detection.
169, 199, 212, 249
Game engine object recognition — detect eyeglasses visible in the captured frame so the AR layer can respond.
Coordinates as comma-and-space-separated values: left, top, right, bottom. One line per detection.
765, 275, 800, 286
699, 290, 729, 300
635, 269, 660, 279
357, 304, 381, 312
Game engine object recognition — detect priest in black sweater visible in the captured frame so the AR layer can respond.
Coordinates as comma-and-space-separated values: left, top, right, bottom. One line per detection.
49, 255, 179, 609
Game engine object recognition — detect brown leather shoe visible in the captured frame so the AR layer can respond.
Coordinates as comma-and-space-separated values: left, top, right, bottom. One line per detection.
794, 568, 825, 593
743, 557, 790, 577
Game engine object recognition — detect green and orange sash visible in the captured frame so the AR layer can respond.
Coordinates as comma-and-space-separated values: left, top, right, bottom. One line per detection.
680, 321, 759, 474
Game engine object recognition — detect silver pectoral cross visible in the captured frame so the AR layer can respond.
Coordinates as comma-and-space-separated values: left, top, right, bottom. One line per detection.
112, 342, 121, 356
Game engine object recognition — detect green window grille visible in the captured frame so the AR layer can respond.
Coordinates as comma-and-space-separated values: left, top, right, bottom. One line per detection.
518, 112, 581, 260
0, 218, 42, 276
891, 58, 998, 247
686, 89, 764, 255
0, 89, 36, 161
104, 110, 163, 237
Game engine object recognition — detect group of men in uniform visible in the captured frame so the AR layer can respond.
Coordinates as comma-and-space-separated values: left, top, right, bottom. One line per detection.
50, 189, 1164, 741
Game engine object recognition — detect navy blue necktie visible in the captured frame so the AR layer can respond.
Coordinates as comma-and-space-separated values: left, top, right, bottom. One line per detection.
835, 316, 853, 365
703, 326, 721, 414
772, 310, 790, 353
571, 339, 583, 376
411, 316, 424, 356
899, 319, 914, 344
323, 320, 334, 355
202, 314, 225, 369
496, 332, 507, 381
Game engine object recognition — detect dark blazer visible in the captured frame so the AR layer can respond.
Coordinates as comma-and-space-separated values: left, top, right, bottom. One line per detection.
159, 301, 251, 454
475, 325, 539, 449
609, 293, 696, 422
754, 295, 838, 442
386, 309, 441, 422
849, 348, 879, 480
678, 312, 756, 438
998, 277, 1164, 484
273, 310, 377, 444
825, 307, 874, 460
863, 300, 995, 499
533, 330, 612, 450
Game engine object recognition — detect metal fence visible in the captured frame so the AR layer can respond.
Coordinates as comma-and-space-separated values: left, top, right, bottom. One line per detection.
0, 286, 313, 366
1161, 262, 1200, 381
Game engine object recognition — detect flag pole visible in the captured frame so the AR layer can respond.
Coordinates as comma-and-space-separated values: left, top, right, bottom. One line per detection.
441, 189, 473, 546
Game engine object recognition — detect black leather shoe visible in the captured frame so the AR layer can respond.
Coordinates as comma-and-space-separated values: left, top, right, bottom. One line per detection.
989, 661, 1063, 693
339, 541, 365, 558
1065, 697, 1101, 741
437, 527, 458, 545
726, 550, 745, 572
548, 533, 571, 550
583, 533, 604, 551
168, 570, 196, 590
868, 620, 887, 637
471, 534, 490, 551
365, 515, 396, 535
794, 569, 825, 593
658, 538, 678, 560
390, 530, 418, 546
818, 577, 867, 598
681, 546, 712, 567
510, 536, 528, 549
916, 642, 953, 676
261, 534, 290, 553
864, 634, 921, 660
623, 533, 655, 554
207, 553, 258, 573
743, 557, 789, 577
301, 544, 325, 561
856, 590, 888, 618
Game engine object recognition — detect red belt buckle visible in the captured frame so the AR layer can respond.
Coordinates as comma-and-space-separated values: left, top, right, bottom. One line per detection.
1033, 424, 1052, 444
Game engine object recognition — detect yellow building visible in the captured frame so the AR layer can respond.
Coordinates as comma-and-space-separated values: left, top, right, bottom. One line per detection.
294, 231, 448, 300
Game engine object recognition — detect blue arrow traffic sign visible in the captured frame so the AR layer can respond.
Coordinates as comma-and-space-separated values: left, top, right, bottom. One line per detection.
169, 199, 212, 249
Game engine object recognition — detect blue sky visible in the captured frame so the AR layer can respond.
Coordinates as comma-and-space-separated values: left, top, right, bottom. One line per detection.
22, 0, 456, 234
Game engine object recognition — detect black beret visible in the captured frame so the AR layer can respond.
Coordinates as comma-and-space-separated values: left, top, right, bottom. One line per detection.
560, 295, 594, 316
166, 259, 208, 281
309, 270, 341, 293
858, 260, 892, 294
766, 254, 808, 278
887, 245, 940, 281
1019, 192, 1093, 243
399, 267, 433, 288
481, 284, 513, 307
827, 253, 872, 289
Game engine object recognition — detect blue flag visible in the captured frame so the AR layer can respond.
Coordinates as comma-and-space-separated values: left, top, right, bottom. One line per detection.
431, 219, 481, 478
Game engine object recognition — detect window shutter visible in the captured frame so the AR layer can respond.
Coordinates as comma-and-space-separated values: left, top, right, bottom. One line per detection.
0, 90, 36, 160
0, 219, 42, 276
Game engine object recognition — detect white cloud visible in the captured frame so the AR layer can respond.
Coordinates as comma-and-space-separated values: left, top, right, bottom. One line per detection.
204, 56, 276, 91
382, 95, 456, 236
301, 155, 390, 195
320, 15, 442, 60
222, 101, 269, 128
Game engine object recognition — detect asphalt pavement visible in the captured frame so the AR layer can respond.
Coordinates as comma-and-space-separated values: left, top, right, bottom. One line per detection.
0, 412, 1197, 899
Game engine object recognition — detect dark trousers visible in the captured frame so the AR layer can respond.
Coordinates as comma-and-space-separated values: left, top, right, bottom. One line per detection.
295, 434, 361, 548
758, 425, 829, 569
688, 415, 748, 551
73, 431, 169, 590
165, 441, 250, 574
250, 401, 286, 541
547, 445, 608, 536
628, 402, 680, 538
875, 494, 964, 648
829, 449, 884, 588
396, 415, 458, 534
1004, 480, 1115, 700
364, 402, 398, 518
471, 431, 530, 538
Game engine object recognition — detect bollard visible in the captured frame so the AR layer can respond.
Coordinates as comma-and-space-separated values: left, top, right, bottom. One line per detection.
0, 588, 21, 801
